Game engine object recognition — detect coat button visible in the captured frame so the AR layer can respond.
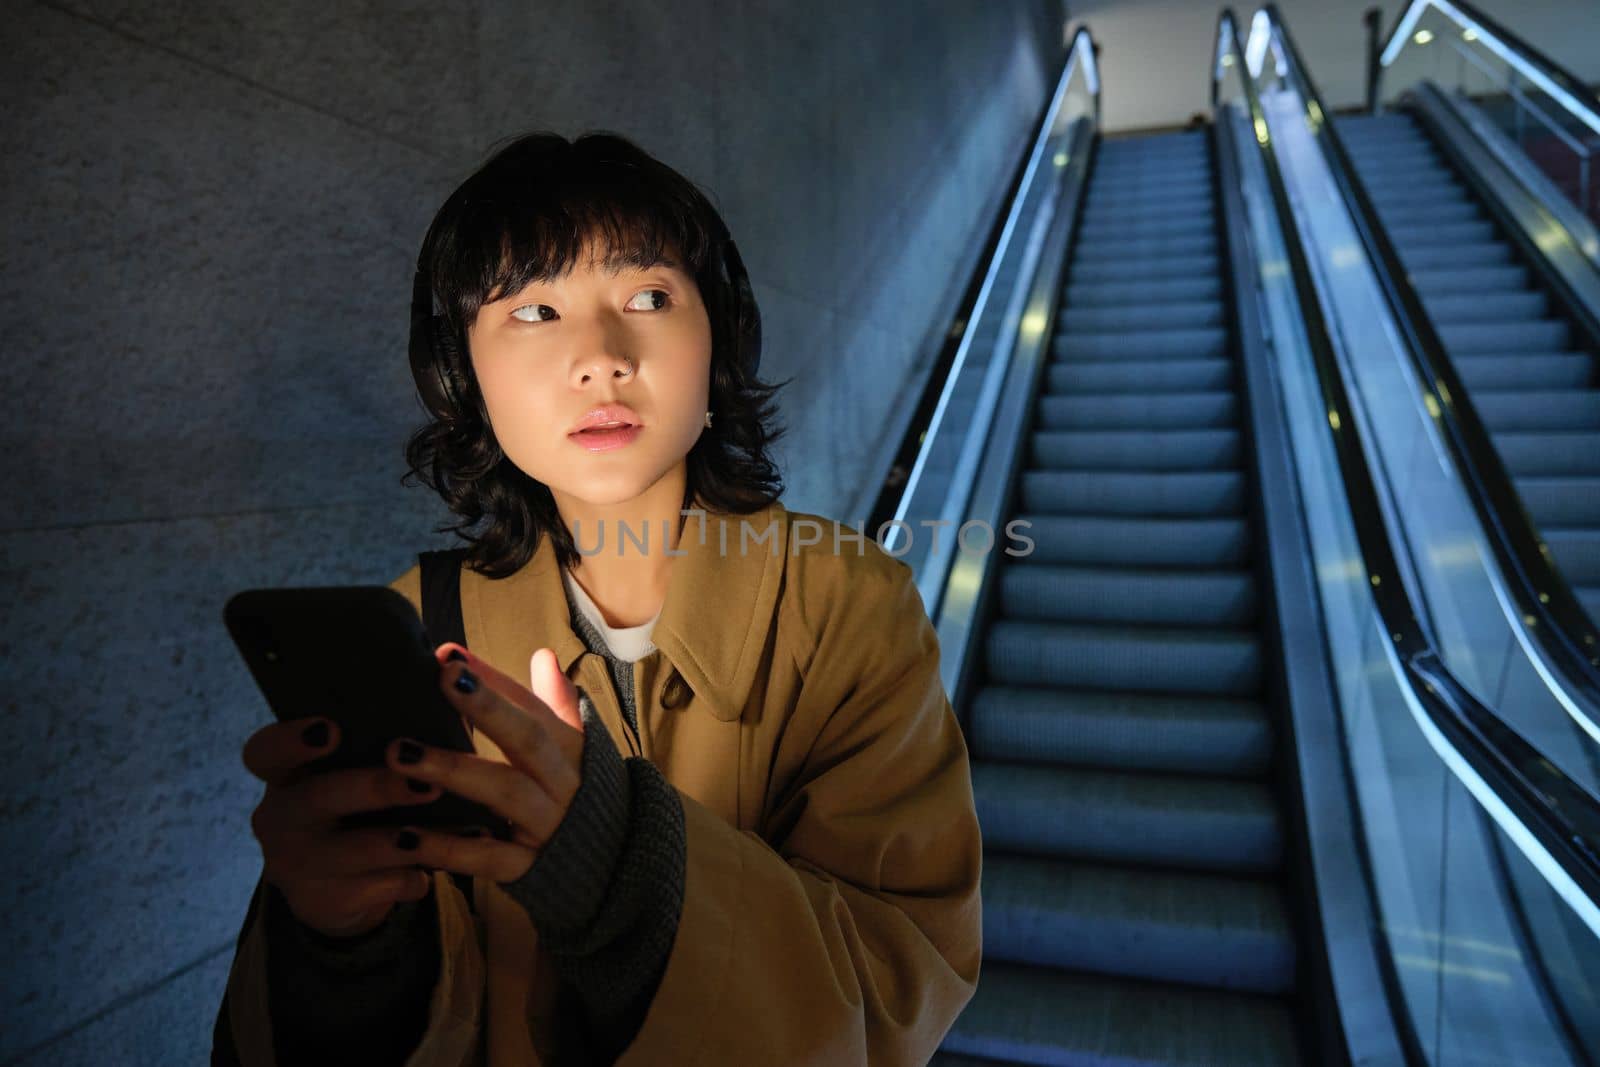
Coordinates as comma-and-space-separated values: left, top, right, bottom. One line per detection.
661, 670, 692, 710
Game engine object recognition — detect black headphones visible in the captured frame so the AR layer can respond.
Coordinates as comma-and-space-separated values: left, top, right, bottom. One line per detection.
408, 211, 762, 419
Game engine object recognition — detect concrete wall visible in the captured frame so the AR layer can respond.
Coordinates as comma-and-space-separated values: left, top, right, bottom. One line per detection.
0, 1, 1065, 1061
1070, 0, 1600, 133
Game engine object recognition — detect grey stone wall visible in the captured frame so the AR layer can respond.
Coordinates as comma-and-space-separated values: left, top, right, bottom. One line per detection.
1, 1, 1064, 1061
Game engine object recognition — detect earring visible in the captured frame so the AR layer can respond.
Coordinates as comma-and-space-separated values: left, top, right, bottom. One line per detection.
704, 411, 714, 428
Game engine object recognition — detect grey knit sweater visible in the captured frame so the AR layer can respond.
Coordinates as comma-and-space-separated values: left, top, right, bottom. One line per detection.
258, 583, 689, 1066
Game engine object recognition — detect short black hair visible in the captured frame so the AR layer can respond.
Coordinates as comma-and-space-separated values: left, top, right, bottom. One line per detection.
401, 129, 791, 579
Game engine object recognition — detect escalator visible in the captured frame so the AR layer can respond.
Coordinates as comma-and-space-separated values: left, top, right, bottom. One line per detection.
937, 129, 1313, 1066
1335, 110, 1600, 624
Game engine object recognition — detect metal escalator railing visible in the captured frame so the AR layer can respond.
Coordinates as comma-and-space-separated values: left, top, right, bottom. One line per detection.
1333, 92, 1600, 749
1222, 1, 1600, 943
1223, 8, 1600, 1059
1369, 0, 1600, 225
1251, 4, 1600, 756
885, 26, 1099, 631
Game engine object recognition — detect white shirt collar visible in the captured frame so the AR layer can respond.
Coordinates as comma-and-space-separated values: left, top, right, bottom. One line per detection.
559, 566, 661, 663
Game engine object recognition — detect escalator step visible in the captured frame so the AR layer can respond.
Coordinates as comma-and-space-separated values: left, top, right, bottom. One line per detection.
1456, 352, 1592, 390
1493, 432, 1600, 476
1089, 175, 1214, 196
1060, 300, 1223, 331
1517, 477, 1600, 526
1097, 156, 1211, 169
1387, 218, 1498, 245
1030, 428, 1241, 471
940, 961, 1301, 1066
1035, 392, 1238, 430
973, 765, 1283, 874
1359, 178, 1465, 204
1004, 513, 1250, 568
1374, 197, 1480, 224
1082, 198, 1215, 226
980, 852, 1294, 993
1078, 214, 1216, 244
985, 620, 1262, 696
1422, 289, 1547, 321
1071, 252, 1218, 283
1087, 190, 1214, 217
1054, 327, 1229, 361
1546, 528, 1600, 585
1093, 159, 1210, 178
1096, 138, 1209, 161
1581, 588, 1600, 628
1476, 391, 1600, 431
1047, 358, 1234, 394
1347, 154, 1448, 179
968, 684, 1273, 776
1073, 233, 1216, 262
1438, 319, 1571, 354
997, 563, 1257, 627
1400, 241, 1512, 269
1064, 276, 1222, 307
1346, 146, 1446, 167
1409, 263, 1528, 294
1021, 469, 1245, 517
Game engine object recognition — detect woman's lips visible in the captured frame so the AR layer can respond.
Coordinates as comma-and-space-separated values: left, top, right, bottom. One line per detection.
568, 424, 643, 452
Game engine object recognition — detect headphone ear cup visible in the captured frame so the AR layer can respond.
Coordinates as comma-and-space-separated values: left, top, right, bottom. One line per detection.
429, 317, 466, 413
737, 274, 761, 380
719, 237, 761, 379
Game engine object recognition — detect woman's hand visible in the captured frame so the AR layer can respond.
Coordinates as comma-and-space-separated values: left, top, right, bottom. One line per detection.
243, 717, 448, 939
380, 643, 588, 885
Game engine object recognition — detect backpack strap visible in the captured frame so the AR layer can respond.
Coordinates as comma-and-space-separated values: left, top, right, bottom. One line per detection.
418, 548, 469, 649
417, 548, 477, 916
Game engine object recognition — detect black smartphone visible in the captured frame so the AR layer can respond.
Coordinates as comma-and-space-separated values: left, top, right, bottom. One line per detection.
224, 584, 513, 841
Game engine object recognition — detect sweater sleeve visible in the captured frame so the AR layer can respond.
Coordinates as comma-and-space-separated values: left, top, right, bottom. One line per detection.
496, 687, 687, 1066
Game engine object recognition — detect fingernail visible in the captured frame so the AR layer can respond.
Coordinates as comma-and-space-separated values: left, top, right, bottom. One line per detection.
397, 739, 424, 765
446, 649, 468, 664
300, 721, 329, 748
454, 669, 478, 695
406, 777, 434, 794
395, 829, 420, 851
457, 826, 486, 839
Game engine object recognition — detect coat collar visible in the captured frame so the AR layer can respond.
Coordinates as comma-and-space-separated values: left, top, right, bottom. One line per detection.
461, 498, 790, 722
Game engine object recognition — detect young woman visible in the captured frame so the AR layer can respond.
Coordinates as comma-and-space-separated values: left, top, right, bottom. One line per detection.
213, 130, 982, 1066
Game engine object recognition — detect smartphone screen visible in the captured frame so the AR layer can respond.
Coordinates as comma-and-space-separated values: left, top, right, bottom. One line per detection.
224, 585, 512, 839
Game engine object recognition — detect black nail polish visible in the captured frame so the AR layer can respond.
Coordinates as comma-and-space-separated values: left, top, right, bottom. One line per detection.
300, 721, 329, 748
395, 830, 420, 851
454, 669, 478, 695
406, 777, 434, 794
397, 739, 424, 765
446, 649, 468, 663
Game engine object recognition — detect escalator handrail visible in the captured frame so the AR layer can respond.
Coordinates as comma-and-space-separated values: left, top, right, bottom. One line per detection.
1256, 2, 1600, 741
1375, 0, 1600, 140
1326, 22, 1600, 758
888, 25, 1099, 617
1218, 5, 1600, 931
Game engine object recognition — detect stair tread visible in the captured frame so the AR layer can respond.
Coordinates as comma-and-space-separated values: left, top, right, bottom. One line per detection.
943, 960, 1302, 1067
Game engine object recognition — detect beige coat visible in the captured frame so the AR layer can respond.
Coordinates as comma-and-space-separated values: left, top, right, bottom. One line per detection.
222, 498, 983, 1065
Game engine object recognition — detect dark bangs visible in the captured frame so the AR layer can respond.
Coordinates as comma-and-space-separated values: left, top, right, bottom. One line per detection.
402, 129, 790, 579
424, 131, 721, 340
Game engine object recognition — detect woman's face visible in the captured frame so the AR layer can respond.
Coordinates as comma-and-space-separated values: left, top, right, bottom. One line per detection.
466, 236, 713, 510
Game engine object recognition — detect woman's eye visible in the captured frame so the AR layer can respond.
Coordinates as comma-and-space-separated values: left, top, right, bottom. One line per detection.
626, 289, 671, 312
510, 304, 555, 323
